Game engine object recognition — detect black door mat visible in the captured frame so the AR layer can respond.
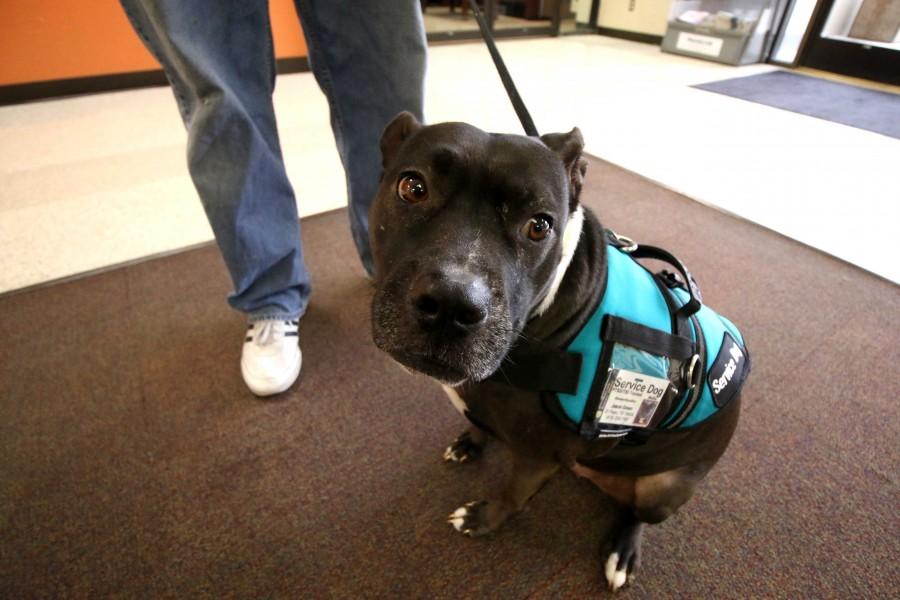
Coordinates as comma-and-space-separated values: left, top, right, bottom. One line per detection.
694, 70, 900, 139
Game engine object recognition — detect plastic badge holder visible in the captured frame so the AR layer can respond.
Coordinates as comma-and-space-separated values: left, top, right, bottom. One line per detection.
592, 344, 672, 429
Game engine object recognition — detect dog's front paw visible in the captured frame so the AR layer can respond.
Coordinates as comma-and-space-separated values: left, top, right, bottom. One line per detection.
604, 551, 636, 592
443, 431, 483, 464
603, 521, 643, 592
447, 500, 504, 537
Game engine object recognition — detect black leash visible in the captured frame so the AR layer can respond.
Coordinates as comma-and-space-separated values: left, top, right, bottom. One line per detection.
467, 0, 539, 137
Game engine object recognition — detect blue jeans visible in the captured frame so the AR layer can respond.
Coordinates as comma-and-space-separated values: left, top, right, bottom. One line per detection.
120, 0, 426, 321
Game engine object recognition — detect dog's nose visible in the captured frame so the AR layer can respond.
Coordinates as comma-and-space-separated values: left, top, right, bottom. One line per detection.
410, 269, 490, 333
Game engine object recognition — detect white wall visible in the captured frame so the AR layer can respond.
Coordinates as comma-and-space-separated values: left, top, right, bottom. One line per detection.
598, 0, 673, 36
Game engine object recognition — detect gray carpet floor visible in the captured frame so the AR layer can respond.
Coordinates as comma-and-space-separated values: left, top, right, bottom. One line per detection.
694, 70, 900, 139
1, 156, 898, 598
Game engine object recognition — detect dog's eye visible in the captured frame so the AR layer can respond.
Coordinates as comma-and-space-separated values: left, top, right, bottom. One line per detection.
525, 215, 553, 241
398, 174, 428, 204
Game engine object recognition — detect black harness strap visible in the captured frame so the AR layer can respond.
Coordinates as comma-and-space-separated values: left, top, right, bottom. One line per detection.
488, 347, 582, 395
661, 313, 707, 430
602, 315, 694, 361
467, 0, 539, 137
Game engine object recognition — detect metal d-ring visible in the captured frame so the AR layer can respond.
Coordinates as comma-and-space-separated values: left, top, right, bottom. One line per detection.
682, 354, 701, 390
610, 230, 638, 253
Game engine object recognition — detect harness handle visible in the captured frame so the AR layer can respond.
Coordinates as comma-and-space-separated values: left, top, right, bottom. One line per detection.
467, 0, 540, 137
607, 229, 703, 319
628, 245, 703, 319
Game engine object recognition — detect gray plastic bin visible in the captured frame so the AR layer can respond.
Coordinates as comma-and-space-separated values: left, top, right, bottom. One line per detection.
661, 0, 776, 65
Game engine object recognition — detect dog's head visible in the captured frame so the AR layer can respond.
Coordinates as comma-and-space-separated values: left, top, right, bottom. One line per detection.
370, 112, 587, 386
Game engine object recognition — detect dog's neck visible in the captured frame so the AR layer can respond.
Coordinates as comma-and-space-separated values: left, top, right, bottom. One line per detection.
522, 206, 608, 347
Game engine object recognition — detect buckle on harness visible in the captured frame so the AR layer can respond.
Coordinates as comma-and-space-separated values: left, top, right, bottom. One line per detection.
682, 354, 701, 390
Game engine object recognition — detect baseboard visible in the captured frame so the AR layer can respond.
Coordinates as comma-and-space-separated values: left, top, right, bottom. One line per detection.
596, 27, 663, 46
427, 26, 555, 43
0, 56, 311, 106
0, 27, 664, 106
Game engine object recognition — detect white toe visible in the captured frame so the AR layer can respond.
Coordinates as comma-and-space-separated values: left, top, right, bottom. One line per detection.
449, 506, 468, 531
443, 445, 469, 463
611, 568, 627, 591
605, 552, 619, 585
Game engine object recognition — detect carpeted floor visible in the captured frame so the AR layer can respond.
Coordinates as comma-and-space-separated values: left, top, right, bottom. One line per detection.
1, 156, 898, 599
694, 70, 900, 139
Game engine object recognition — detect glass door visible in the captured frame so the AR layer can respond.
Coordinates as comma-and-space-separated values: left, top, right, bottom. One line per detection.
492, 0, 556, 35
799, 0, 900, 84
421, 1, 600, 40
559, 0, 602, 34
422, 1, 555, 41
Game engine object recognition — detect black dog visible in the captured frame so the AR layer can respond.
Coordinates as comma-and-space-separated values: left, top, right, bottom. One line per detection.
370, 112, 743, 591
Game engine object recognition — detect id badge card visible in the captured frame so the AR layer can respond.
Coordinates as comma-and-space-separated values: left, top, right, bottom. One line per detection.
594, 368, 670, 428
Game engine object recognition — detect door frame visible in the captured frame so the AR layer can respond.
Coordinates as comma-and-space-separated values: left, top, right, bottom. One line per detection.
798, 0, 900, 85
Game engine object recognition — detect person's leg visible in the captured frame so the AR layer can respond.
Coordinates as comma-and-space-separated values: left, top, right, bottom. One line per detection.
120, 0, 307, 395
119, 0, 310, 321
293, 0, 427, 275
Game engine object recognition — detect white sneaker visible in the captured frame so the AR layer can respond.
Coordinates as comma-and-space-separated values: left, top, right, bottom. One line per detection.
240, 319, 302, 397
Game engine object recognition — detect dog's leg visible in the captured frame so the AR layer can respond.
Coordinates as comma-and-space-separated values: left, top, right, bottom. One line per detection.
602, 463, 711, 592
440, 384, 489, 463
447, 454, 559, 536
443, 426, 489, 464
605, 508, 644, 593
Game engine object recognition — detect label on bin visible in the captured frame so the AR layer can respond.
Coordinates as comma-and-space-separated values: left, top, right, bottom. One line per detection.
676, 32, 724, 57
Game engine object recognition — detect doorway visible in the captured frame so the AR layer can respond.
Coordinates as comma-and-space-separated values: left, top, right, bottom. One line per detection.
421, 0, 599, 41
799, 0, 900, 84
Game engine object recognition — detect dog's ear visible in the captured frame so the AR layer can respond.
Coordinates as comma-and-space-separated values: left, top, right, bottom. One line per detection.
541, 127, 587, 210
381, 111, 422, 169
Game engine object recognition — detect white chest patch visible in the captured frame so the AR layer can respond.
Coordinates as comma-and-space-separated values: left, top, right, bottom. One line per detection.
532, 206, 584, 318
442, 385, 468, 415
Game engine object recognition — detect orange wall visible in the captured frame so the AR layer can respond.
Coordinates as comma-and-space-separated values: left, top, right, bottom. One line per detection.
0, 0, 308, 86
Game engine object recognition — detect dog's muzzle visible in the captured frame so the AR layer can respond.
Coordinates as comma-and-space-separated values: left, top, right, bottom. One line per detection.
372, 263, 513, 386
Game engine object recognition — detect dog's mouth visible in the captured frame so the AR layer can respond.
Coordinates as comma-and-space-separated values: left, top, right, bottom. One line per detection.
384, 341, 510, 386
391, 352, 471, 386
374, 318, 513, 384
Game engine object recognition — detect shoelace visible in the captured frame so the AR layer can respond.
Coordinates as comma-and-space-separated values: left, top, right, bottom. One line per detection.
246, 320, 299, 346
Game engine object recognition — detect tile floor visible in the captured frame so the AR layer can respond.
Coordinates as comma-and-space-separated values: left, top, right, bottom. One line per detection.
1, 34, 898, 293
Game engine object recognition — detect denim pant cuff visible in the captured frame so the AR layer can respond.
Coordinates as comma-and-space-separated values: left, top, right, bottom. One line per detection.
247, 308, 304, 324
